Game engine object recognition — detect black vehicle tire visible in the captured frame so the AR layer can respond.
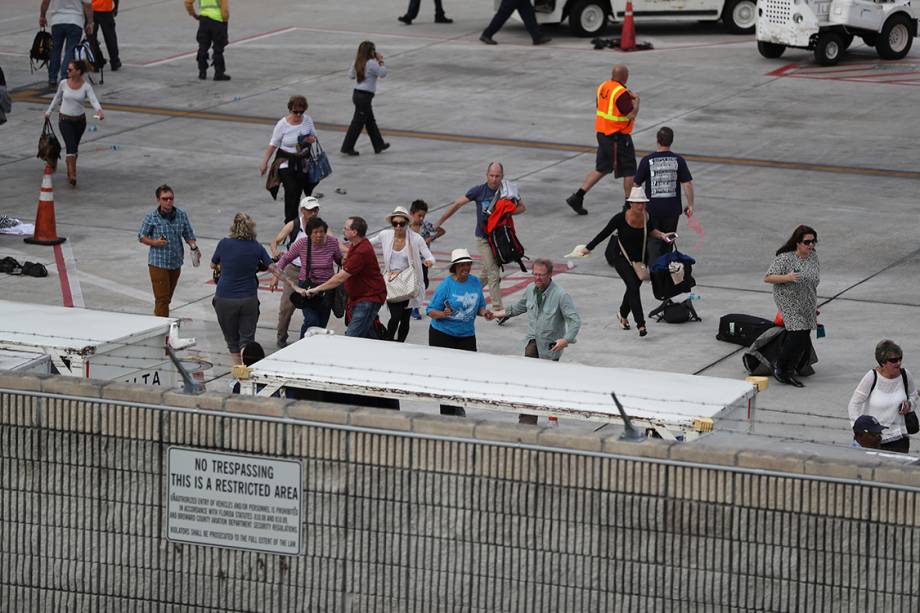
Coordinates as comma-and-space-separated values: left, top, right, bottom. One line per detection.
757, 41, 786, 58
723, 0, 757, 34
876, 14, 913, 60
569, 0, 609, 37
814, 32, 844, 66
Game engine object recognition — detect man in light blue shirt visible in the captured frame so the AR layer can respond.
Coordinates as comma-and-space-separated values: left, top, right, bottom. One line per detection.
501, 258, 581, 423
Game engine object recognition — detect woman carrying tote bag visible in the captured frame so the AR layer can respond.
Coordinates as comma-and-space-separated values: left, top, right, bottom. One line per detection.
370, 206, 434, 342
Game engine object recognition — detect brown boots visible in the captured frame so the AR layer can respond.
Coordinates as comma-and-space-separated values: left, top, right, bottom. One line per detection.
65, 155, 77, 187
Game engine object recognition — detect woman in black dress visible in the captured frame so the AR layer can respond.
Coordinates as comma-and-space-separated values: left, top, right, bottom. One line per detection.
578, 187, 675, 337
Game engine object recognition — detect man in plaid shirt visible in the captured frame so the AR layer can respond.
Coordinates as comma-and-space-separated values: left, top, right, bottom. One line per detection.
137, 184, 200, 317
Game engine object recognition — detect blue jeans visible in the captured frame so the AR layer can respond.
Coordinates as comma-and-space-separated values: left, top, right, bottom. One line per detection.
50, 23, 83, 84
300, 302, 332, 338
346, 300, 381, 339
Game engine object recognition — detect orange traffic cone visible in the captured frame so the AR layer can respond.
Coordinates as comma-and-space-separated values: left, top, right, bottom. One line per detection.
620, 0, 636, 51
24, 164, 66, 246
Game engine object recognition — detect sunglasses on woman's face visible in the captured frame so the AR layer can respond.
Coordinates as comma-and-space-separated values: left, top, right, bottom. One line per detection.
802, 239, 818, 245
392, 221, 407, 228
886, 356, 903, 364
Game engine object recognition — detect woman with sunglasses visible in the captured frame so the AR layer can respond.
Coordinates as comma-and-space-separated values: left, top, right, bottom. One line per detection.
847, 340, 918, 453
260, 95, 318, 223
764, 225, 820, 387
44, 60, 104, 187
370, 206, 434, 342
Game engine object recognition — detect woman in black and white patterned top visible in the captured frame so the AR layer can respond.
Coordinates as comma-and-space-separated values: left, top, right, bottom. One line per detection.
764, 225, 820, 387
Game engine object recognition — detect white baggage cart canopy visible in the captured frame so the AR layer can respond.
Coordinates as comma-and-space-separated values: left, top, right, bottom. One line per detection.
246, 334, 756, 440
0, 300, 194, 384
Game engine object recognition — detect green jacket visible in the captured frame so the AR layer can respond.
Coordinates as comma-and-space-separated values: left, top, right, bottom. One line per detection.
507, 281, 581, 361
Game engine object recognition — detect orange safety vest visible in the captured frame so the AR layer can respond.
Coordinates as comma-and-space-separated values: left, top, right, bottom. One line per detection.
92, 0, 114, 11
594, 80, 634, 135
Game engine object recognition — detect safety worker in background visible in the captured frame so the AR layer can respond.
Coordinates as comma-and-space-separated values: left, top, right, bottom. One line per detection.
566, 64, 639, 216
184, 0, 230, 81
89, 0, 120, 71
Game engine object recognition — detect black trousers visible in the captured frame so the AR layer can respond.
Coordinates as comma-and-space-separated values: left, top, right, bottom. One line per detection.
59, 115, 86, 155
482, 0, 542, 41
90, 11, 120, 66
278, 167, 317, 223
196, 17, 228, 75
341, 90, 386, 153
611, 256, 645, 327
405, 0, 446, 19
429, 326, 476, 416
386, 299, 412, 342
777, 329, 812, 374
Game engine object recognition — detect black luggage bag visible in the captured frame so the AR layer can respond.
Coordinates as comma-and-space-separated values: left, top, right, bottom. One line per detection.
716, 313, 774, 347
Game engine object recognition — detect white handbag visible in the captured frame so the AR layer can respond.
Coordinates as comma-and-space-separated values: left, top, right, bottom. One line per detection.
385, 235, 418, 303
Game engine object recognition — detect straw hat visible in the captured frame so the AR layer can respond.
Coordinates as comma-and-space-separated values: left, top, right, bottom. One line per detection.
626, 185, 650, 203
385, 206, 411, 224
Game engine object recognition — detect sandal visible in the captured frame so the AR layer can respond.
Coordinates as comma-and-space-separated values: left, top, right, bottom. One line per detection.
0, 256, 19, 274
617, 314, 630, 330
638, 326, 648, 337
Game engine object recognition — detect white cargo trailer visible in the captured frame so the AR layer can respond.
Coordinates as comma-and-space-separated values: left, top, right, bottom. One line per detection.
0, 300, 195, 387
756, 0, 918, 65
242, 333, 757, 441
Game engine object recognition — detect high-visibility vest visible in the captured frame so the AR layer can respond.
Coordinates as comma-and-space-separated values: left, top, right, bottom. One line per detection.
92, 0, 114, 12
594, 80, 634, 135
199, 0, 224, 22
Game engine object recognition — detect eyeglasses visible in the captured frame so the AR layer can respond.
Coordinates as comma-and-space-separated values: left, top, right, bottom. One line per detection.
886, 357, 903, 364
802, 239, 818, 245
392, 221, 407, 228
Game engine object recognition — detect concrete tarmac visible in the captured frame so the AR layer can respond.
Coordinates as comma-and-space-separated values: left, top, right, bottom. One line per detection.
1, 0, 918, 460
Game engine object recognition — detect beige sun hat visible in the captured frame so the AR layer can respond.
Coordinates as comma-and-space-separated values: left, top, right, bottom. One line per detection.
449, 248, 474, 272
299, 196, 320, 211
385, 206, 411, 224
626, 185, 650, 203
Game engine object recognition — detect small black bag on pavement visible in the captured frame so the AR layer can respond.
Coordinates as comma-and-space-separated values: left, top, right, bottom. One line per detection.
716, 313, 774, 347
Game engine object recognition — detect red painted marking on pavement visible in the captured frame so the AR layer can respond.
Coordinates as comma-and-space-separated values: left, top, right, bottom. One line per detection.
797, 69, 920, 81
766, 63, 799, 77
53, 243, 74, 308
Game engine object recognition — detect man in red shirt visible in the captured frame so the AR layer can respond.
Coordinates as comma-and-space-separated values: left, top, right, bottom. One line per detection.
566, 64, 639, 215
303, 216, 386, 339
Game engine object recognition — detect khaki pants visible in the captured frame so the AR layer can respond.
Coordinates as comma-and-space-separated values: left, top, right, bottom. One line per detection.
149, 265, 181, 317
276, 265, 301, 343
475, 236, 502, 310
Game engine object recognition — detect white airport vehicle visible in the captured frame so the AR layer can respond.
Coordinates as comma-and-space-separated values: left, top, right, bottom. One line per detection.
0, 300, 197, 388
0, 350, 51, 375
510, 0, 757, 38
241, 333, 757, 441
756, 0, 918, 65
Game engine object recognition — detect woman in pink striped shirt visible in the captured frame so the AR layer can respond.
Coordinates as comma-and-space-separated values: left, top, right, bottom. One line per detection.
273, 217, 343, 337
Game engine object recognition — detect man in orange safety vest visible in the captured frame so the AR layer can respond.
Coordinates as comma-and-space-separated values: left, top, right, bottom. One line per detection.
90, 0, 120, 71
566, 64, 639, 215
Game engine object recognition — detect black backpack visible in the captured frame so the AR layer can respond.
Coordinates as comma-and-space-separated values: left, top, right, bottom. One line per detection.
716, 313, 774, 347
485, 199, 528, 272
30, 28, 53, 73
651, 298, 701, 324
74, 37, 106, 83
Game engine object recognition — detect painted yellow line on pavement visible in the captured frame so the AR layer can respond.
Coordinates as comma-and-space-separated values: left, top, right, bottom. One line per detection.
13, 90, 920, 179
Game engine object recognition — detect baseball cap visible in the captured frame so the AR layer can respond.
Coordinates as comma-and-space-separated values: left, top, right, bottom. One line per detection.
853, 415, 887, 434
299, 196, 320, 211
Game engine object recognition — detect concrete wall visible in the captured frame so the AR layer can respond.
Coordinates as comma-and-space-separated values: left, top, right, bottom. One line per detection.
1, 373, 919, 612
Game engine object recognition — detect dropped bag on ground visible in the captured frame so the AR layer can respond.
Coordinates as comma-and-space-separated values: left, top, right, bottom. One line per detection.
716, 313, 774, 347
742, 326, 818, 377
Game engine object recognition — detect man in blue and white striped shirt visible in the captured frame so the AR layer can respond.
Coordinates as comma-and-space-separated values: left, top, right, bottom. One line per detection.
137, 184, 199, 317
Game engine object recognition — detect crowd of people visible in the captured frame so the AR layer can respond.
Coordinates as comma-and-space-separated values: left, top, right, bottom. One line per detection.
24, 3, 914, 447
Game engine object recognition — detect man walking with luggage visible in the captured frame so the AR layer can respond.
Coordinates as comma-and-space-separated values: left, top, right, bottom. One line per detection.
303, 216, 386, 339
184, 0, 230, 81
137, 184, 200, 317
634, 127, 694, 263
432, 162, 527, 311
89, 0, 120, 71
566, 64, 639, 215
40, 0, 94, 88
496, 258, 581, 424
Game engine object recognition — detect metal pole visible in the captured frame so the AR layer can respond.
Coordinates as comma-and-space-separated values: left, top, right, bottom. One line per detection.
612, 392, 646, 442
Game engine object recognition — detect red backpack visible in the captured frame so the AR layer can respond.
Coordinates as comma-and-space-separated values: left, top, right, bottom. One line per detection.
485, 198, 528, 272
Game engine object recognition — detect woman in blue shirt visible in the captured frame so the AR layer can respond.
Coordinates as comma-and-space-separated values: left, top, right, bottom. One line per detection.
211, 213, 276, 365
426, 248, 495, 415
